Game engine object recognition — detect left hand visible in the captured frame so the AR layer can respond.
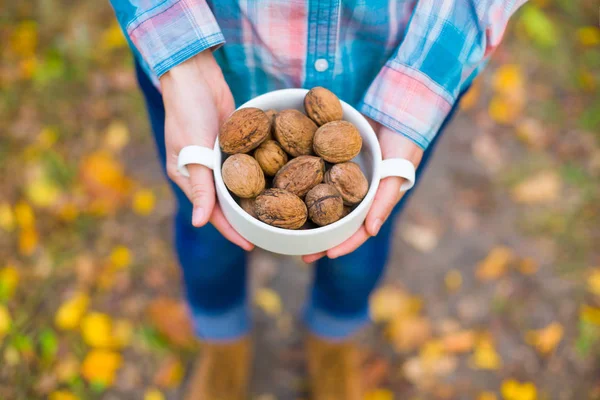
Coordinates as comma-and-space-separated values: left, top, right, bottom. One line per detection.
302, 120, 424, 263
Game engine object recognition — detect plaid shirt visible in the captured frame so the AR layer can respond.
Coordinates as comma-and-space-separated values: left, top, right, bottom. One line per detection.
110, 0, 526, 150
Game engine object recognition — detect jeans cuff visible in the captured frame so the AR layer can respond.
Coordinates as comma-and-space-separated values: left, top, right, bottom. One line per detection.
189, 301, 251, 341
302, 303, 370, 340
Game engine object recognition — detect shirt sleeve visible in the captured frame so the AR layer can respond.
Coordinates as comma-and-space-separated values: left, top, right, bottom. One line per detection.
109, 0, 225, 78
358, 0, 527, 150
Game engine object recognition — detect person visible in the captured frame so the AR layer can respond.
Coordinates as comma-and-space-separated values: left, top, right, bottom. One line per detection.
109, 1, 526, 398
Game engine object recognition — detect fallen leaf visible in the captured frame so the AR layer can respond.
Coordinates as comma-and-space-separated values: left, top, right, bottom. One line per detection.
501, 379, 537, 400
0, 264, 20, 300
48, 390, 79, 400
104, 121, 130, 152
144, 389, 165, 400
511, 171, 561, 204
470, 336, 502, 370
25, 164, 61, 208
14, 201, 35, 228
587, 269, 600, 296
0, 305, 11, 342
254, 288, 283, 317
10, 20, 38, 58
55, 292, 90, 330
109, 245, 132, 269
580, 305, 600, 326
81, 312, 115, 348
101, 22, 128, 51
19, 226, 39, 256
577, 26, 600, 47
80, 150, 132, 211
577, 68, 597, 92
399, 223, 440, 253
147, 297, 195, 347
518, 5, 557, 48
370, 286, 422, 323
525, 322, 563, 355
516, 257, 539, 275
153, 356, 184, 388
476, 247, 514, 281
0, 203, 15, 232
132, 189, 156, 216
442, 330, 476, 353
492, 64, 524, 97
54, 355, 80, 382
81, 349, 123, 387
387, 316, 431, 352
445, 269, 462, 292
477, 392, 498, 400
364, 388, 394, 400
38, 127, 58, 148
460, 79, 481, 111
488, 95, 522, 125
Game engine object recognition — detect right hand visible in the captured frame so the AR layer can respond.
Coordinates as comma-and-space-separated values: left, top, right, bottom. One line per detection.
160, 51, 254, 251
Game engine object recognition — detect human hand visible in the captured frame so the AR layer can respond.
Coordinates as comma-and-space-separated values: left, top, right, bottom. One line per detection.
160, 51, 254, 251
302, 121, 423, 263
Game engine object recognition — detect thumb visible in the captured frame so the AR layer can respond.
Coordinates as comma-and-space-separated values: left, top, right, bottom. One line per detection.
187, 164, 216, 227
365, 177, 403, 236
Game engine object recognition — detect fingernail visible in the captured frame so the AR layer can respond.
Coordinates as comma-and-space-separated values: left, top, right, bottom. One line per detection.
192, 207, 205, 226
371, 218, 383, 236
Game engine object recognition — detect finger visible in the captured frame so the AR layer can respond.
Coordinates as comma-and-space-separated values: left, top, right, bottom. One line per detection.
302, 252, 327, 264
187, 164, 216, 227
365, 177, 403, 237
210, 204, 255, 251
326, 225, 370, 259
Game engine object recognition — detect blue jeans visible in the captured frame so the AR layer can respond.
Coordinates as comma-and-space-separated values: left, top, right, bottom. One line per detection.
135, 62, 460, 341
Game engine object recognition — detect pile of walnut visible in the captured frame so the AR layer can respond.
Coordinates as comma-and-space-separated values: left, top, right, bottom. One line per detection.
219, 87, 368, 230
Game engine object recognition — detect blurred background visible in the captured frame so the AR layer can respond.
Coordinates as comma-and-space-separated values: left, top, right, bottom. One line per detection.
1, 1, 599, 399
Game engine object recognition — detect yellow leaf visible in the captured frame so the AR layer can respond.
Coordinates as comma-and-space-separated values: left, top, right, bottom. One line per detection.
577, 26, 600, 47
81, 312, 115, 348
476, 247, 513, 281
460, 79, 481, 111
364, 388, 394, 400
525, 322, 563, 355
577, 69, 597, 92
488, 95, 522, 125
0, 305, 11, 342
0, 203, 15, 232
104, 121, 130, 152
132, 189, 156, 216
54, 355, 80, 382
101, 22, 128, 51
470, 336, 502, 370
442, 330, 476, 353
501, 379, 537, 400
26, 176, 61, 208
14, 201, 35, 228
0, 265, 20, 299
110, 245, 132, 269
57, 202, 79, 222
19, 56, 37, 79
55, 292, 90, 330
445, 269, 462, 292
38, 127, 58, 148
10, 20, 38, 58
511, 171, 561, 205
81, 349, 122, 386
153, 356, 184, 388
478, 392, 498, 400
19, 227, 39, 256
49, 390, 79, 400
420, 339, 446, 363
492, 65, 524, 96
516, 257, 539, 275
386, 316, 431, 352
112, 319, 134, 348
80, 150, 132, 210
370, 286, 422, 323
144, 389, 166, 400
587, 269, 600, 296
580, 304, 600, 326
254, 288, 282, 317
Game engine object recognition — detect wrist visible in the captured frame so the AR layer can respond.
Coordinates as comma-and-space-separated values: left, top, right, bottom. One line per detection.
159, 50, 218, 87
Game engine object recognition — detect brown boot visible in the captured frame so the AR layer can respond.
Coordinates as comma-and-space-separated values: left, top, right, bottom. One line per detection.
306, 334, 362, 400
184, 336, 252, 400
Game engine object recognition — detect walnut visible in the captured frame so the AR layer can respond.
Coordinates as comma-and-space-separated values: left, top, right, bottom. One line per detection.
304, 87, 343, 126
313, 120, 362, 163
305, 184, 344, 226
273, 155, 324, 198
239, 197, 257, 218
324, 162, 368, 206
255, 188, 307, 229
273, 109, 317, 157
254, 140, 288, 176
219, 108, 270, 154
222, 154, 265, 198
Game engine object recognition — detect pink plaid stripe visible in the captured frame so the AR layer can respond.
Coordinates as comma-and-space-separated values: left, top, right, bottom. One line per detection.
127, 0, 224, 77
360, 62, 453, 148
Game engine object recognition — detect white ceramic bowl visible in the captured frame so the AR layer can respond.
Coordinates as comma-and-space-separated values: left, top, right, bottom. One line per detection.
178, 88, 415, 255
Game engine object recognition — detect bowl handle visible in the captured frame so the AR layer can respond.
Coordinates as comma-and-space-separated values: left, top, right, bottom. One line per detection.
177, 145, 215, 177
379, 158, 416, 192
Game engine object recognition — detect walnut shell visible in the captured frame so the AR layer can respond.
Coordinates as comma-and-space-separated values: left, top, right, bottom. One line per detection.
305, 184, 343, 226
222, 154, 265, 198
255, 188, 307, 229
273, 109, 317, 157
273, 156, 324, 198
304, 87, 343, 126
324, 162, 368, 206
239, 197, 257, 218
219, 108, 270, 154
313, 121, 362, 163
264, 109, 277, 141
254, 140, 288, 176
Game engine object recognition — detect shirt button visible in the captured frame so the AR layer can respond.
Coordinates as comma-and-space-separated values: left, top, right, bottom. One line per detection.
314, 59, 329, 72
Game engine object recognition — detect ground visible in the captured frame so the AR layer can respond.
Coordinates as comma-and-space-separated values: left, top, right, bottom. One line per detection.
1, 1, 599, 399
